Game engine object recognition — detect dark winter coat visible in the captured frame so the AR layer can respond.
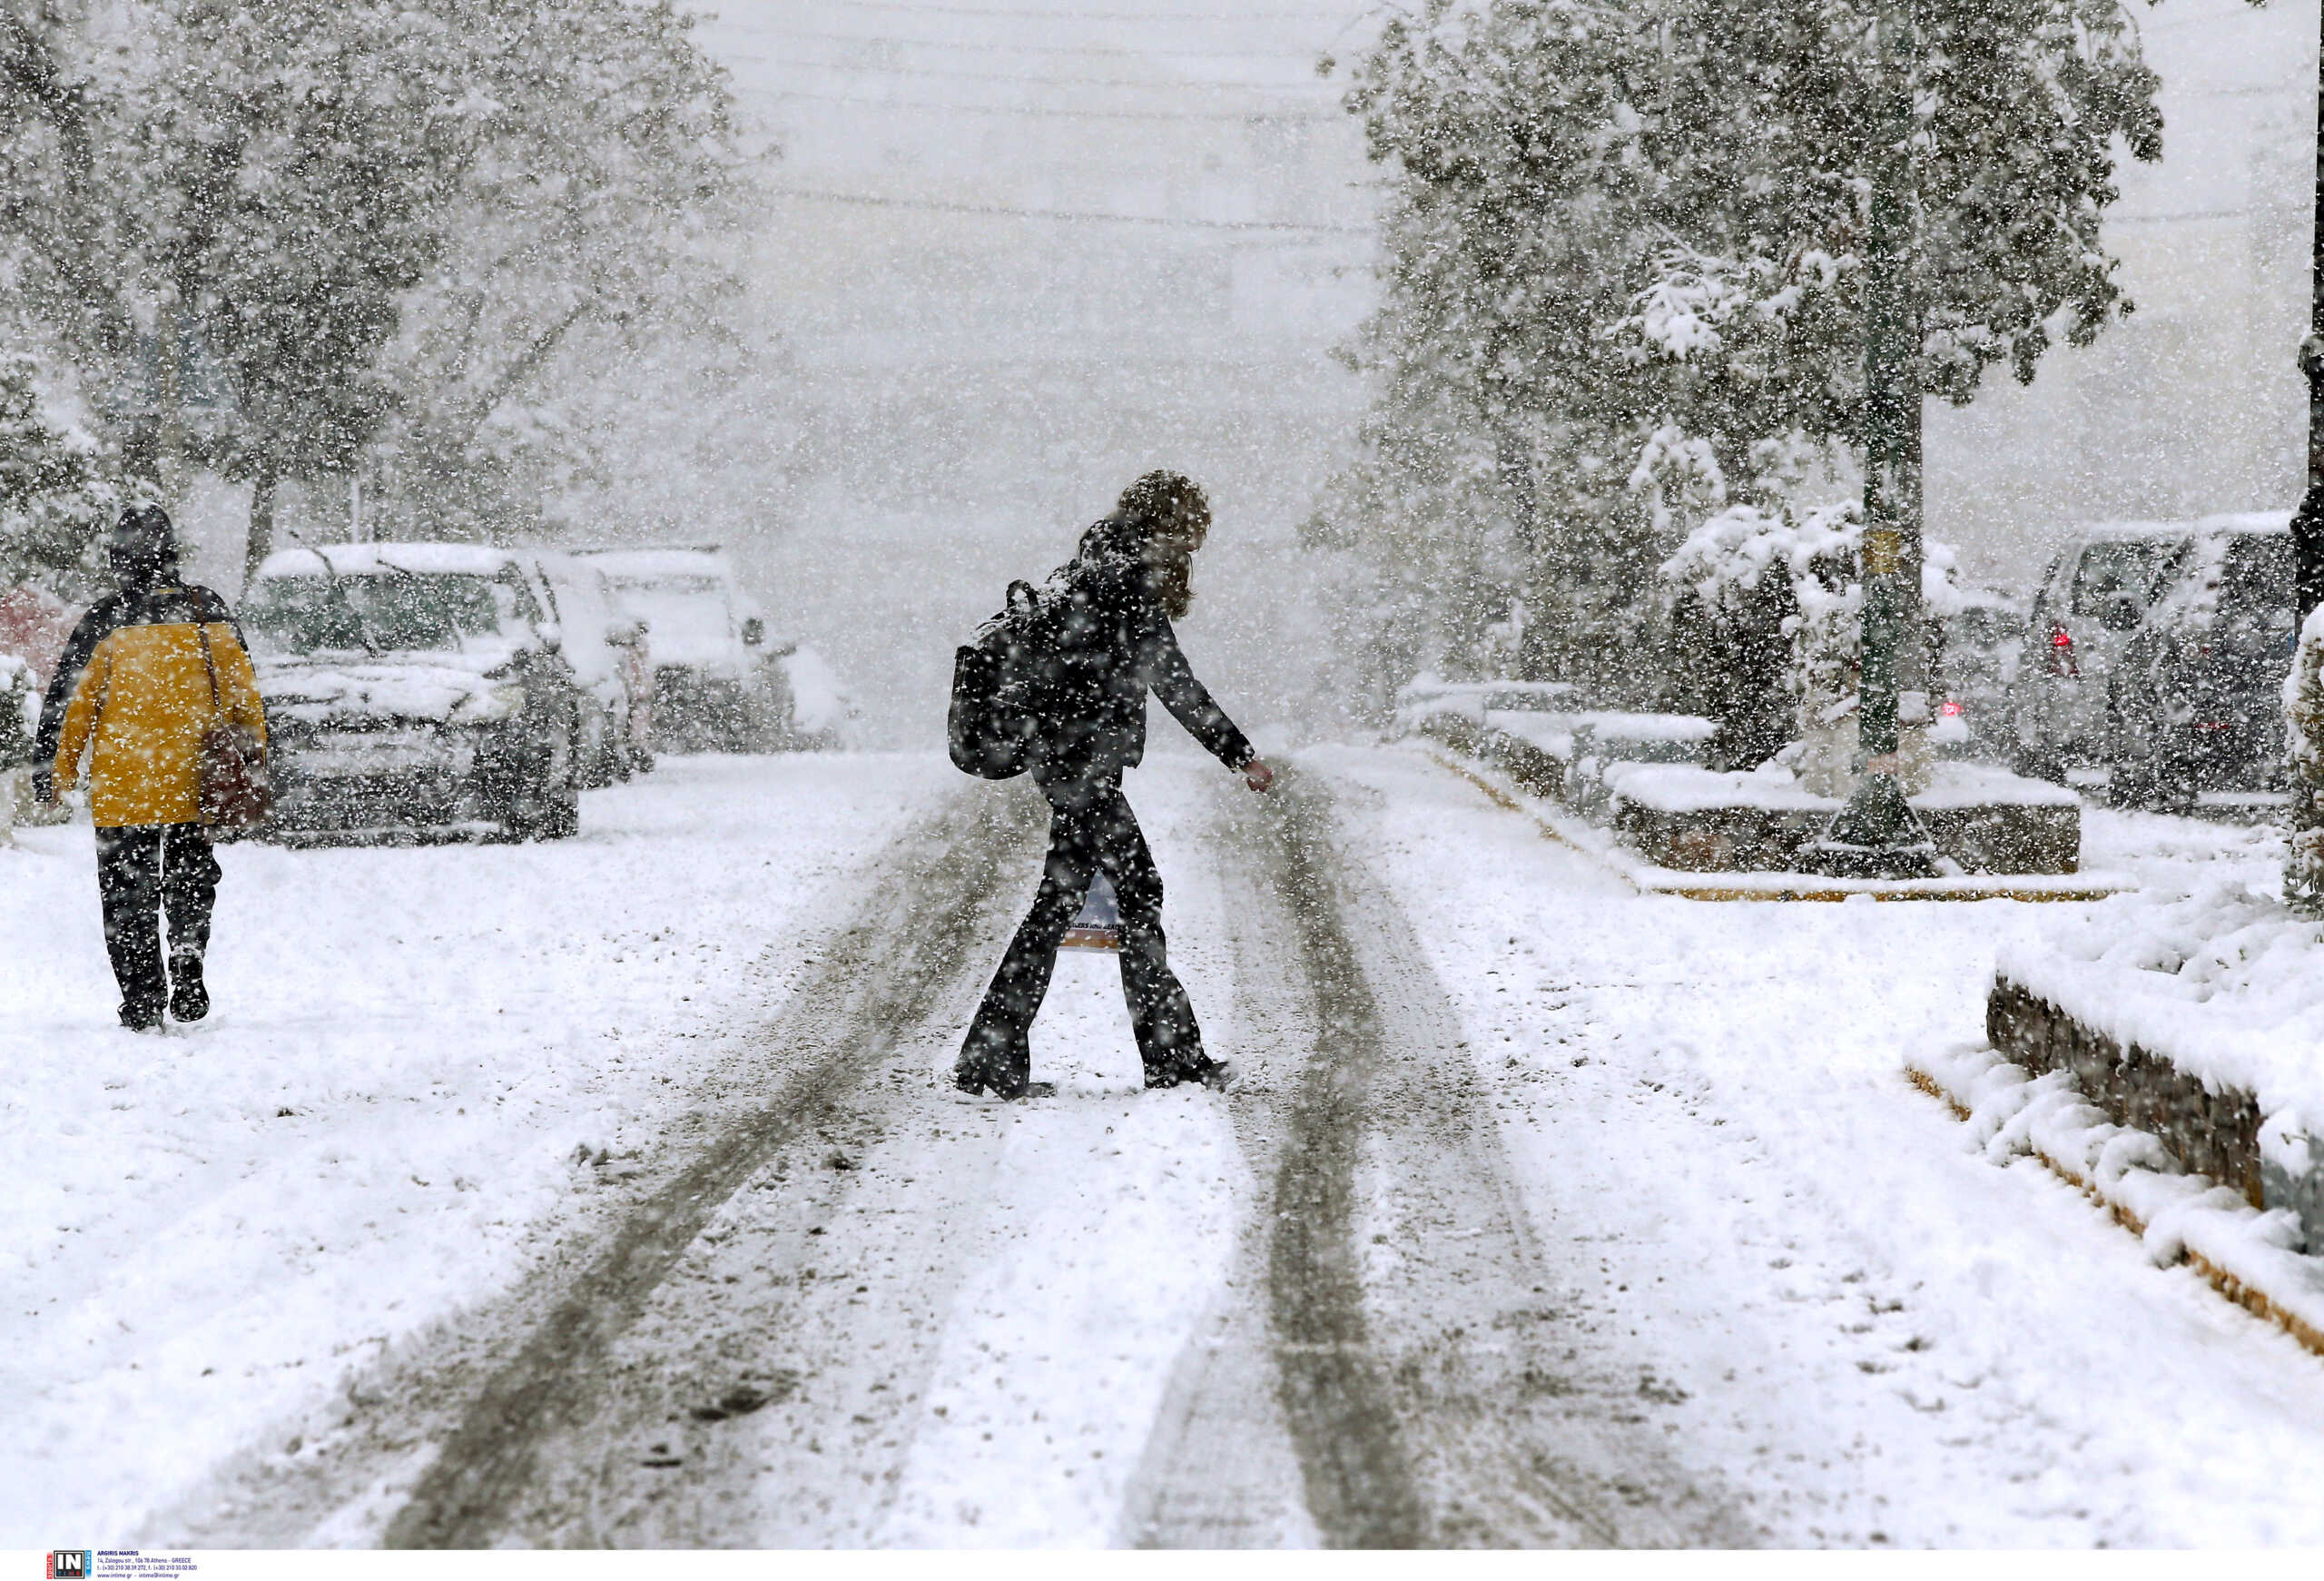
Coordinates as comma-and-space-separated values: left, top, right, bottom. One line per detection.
1025, 515, 1254, 786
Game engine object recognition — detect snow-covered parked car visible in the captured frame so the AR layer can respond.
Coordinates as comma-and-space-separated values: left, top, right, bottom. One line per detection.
245, 544, 589, 840
529, 549, 652, 784
2011, 521, 2191, 780
1933, 588, 2025, 761
578, 545, 790, 752
2109, 512, 2297, 809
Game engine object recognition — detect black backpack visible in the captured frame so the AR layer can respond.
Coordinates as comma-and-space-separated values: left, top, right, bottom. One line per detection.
950, 578, 1053, 779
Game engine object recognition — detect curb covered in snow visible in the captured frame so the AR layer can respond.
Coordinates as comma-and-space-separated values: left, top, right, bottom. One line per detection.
1906, 1041, 2324, 1359
1425, 744, 2124, 904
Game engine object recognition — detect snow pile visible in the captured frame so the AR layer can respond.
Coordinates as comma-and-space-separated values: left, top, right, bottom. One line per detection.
1997, 879, 2324, 1143
1905, 762, 2080, 811
1391, 674, 1576, 736
1909, 1042, 2324, 1356
1489, 709, 1714, 767
1590, 757, 2073, 817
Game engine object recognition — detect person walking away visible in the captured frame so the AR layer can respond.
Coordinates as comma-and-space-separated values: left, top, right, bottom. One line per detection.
35, 505, 267, 1030
956, 470, 1275, 1100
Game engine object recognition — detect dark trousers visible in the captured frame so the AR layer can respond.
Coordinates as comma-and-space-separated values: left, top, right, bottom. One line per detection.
95, 824, 219, 1013
961, 776, 1204, 1084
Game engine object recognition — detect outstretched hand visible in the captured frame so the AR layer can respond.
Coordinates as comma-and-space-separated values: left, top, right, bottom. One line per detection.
1243, 757, 1275, 794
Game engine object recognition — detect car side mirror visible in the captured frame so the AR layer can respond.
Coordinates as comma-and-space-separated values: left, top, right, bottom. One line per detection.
741, 617, 764, 647
534, 620, 564, 654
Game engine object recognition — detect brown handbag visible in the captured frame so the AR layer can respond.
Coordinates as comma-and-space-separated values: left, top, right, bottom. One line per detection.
195, 624, 271, 830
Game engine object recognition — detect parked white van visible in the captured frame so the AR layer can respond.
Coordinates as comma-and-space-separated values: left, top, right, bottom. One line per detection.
528, 550, 651, 784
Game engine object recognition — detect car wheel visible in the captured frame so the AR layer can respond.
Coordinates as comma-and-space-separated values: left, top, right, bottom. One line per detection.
578, 707, 613, 790
533, 710, 581, 840
2012, 746, 2064, 785
498, 706, 581, 842
2107, 750, 2158, 810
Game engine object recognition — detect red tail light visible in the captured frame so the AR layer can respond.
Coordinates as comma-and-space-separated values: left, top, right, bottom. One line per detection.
2046, 625, 2078, 677
1939, 699, 1965, 716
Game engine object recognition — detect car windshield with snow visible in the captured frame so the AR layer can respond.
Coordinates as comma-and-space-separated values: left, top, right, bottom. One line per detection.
249, 547, 587, 842
247, 571, 510, 657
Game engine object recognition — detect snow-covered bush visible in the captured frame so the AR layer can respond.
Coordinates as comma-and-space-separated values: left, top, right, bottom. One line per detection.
1663, 500, 1962, 785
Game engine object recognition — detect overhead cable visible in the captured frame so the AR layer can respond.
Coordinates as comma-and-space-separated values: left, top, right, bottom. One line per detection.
735, 25, 1329, 61
757, 86, 1341, 122
728, 49, 1333, 93
769, 185, 1370, 235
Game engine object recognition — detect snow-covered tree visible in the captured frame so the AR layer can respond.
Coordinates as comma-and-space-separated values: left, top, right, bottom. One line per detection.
1, 0, 745, 573
0, 351, 114, 597
1664, 498, 1961, 773
1322, 0, 2162, 703
115, 0, 471, 578
366, 0, 747, 543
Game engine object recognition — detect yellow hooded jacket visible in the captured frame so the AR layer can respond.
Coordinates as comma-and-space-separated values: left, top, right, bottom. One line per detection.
38, 584, 268, 828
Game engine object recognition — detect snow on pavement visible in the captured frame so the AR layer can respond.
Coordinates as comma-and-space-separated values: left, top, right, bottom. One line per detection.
15, 743, 2324, 1547
1313, 744, 2324, 1546
0, 754, 953, 1542
877, 762, 1248, 1546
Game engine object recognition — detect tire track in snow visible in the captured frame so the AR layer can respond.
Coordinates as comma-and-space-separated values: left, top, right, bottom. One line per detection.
1134, 766, 1749, 1546
130, 780, 1039, 1549
1249, 776, 1432, 1547
376, 782, 1045, 1547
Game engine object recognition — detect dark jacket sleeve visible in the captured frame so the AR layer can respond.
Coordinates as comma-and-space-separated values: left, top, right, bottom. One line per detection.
34, 601, 115, 786
1139, 605, 1255, 770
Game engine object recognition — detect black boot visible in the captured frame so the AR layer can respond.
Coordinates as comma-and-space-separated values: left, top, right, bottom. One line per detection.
119, 997, 164, 1033
953, 1026, 1047, 1100
168, 953, 209, 1023
1145, 1054, 1236, 1092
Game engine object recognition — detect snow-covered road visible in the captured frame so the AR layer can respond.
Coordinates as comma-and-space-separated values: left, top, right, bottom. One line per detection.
7, 746, 2323, 1546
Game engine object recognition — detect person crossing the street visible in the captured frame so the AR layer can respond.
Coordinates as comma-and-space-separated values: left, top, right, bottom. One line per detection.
956, 470, 1274, 1100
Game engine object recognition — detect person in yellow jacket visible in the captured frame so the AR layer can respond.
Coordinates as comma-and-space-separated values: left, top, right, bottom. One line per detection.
35, 505, 266, 1030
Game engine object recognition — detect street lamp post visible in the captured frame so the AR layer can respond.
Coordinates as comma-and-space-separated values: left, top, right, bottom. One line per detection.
1807, 0, 1942, 878
2285, 3, 2324, 911
2295, 0, 2324, 630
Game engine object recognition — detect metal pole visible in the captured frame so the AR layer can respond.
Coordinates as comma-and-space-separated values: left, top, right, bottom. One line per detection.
1807, 0, 1940, 878
2295, 0, 2324, 629
2283, 2, 2324, 912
